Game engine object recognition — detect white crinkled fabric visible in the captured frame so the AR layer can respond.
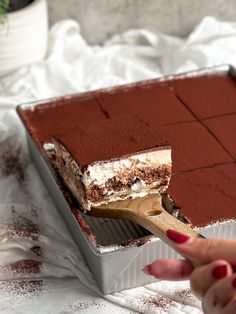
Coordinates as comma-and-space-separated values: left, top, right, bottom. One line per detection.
0, 16, 236, 313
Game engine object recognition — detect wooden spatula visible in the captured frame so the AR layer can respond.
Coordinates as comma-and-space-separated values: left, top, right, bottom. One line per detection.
90, 194, 204, 252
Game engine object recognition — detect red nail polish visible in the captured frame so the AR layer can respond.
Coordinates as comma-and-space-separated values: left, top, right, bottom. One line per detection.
232, 277, 236, 289
142, 264, 151, 275
212, 265, 228, 279
166, 229, 191, 244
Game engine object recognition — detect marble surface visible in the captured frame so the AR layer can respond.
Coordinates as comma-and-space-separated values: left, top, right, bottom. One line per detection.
47, 0, 236, 44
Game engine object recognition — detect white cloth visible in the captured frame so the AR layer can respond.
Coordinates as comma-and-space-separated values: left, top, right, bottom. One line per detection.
0, 16, 236, 313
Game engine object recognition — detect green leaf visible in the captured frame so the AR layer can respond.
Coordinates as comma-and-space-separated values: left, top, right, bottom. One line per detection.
0, 0, 10, 24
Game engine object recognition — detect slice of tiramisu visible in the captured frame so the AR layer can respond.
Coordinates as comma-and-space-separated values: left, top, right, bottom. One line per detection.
52, 116, 171, 211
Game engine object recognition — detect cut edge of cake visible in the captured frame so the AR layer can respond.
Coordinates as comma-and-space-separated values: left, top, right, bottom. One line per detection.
52, 138, 172, 211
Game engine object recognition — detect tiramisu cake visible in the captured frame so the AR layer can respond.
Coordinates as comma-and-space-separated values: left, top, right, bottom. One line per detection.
167, 163, 236, 227
53, 116, 171, 210
19, 70, 236, 228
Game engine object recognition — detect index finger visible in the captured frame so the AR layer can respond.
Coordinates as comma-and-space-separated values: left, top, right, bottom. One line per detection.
167, 229, 236, 266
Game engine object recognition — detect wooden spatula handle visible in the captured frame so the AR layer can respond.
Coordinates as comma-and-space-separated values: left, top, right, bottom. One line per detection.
91, 194, 205, 266
129, 208, 204, 250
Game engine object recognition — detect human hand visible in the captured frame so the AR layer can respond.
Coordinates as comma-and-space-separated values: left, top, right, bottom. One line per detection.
142, 229, 236, 313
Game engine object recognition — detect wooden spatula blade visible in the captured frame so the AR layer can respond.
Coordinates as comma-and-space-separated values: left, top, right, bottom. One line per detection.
90, 194, 204, 267
91, 194, 163, 218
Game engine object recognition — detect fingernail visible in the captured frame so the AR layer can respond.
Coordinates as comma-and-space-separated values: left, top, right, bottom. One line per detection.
141, 264, 151, 275
166, 229, 191, 244
232, 277, 236, 289
212, 265, 228, 279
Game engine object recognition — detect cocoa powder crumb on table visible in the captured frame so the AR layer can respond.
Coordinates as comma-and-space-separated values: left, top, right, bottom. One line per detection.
0, 280, 43, 296
1, 149, 25, 182
31, 246, 43, 257
1, 260, 42, 275
146, 296, 174, 308
133, 295, 175, 312
67, 301, 106, 311
174, 288, 192, 299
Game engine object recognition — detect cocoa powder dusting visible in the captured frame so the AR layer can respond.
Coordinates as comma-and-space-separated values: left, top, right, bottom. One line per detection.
142, 295, 175, 311
2, 260, 42, 275
0, 207, 40, 241
1, 148, 25, 182
0, 144, 45, 300
172, 287, 198, 306
71, 207, 96, 243
0, 227, 37, 241
67, 301, 106, 311
119, 237, 150, 247
0, 205, 42, 281
0, 280, 43, 297
131, 295, 175, 312
12, 214, 38, 234
31, 246, 43, 257
12, 216, 39, 241
174, 288, 192, 299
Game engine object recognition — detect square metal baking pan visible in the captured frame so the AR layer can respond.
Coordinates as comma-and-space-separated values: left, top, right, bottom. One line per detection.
17, 64, 236, 294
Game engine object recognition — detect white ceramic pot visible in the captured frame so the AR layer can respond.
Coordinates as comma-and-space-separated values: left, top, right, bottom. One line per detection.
0, 0, 48, 77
